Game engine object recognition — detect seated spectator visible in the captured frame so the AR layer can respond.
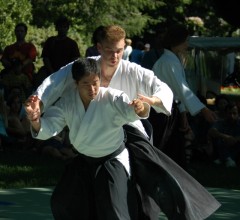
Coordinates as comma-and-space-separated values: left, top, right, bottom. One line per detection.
0, 60, 33, 102
208, 102, 240, 167
41, 16, 80, 75
204, 94, 230, 158
214, 94, 230, 120
0, 88, 10, 151
1, 23, 37, 83
85, 25, 104, 57
6, 91, 32, 149
35, 127, 77, 160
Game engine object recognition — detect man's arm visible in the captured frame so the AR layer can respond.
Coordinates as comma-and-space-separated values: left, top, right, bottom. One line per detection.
137, 94, 162, 108
208, 127, 238, 146
32, 61, 74, 111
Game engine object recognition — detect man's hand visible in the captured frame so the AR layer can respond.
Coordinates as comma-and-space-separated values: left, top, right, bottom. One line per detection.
129, 98, 149, 117
24, 95, 41, 122
137, 94, 161, 107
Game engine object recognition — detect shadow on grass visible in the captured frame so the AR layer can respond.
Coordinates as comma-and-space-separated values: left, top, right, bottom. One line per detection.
0, 187, 240, 220
0, 187, 54, 220
207, 188, 240, 219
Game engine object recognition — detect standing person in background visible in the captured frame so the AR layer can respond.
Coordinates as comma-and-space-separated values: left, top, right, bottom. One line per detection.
27, 24, 220, 220
144, 43, 150, 52
7, 91, 32, 149
152, 24, 217, 168
129, 40, 145, 65
85, 25, 104, 57
141, 27, 166, 70
208, 102, 240, 167
1, 23, 37, 83
41, 16, 80, 76
122, 38, 132, 61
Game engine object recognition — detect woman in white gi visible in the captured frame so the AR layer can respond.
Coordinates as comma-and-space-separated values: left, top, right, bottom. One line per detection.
25, 58, 150, 220
152, 24, 218, 167
27, 25, 220, 220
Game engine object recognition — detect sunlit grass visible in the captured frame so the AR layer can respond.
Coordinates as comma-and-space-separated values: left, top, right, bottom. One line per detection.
0, 148, 239, 190
0, 149, 65, 189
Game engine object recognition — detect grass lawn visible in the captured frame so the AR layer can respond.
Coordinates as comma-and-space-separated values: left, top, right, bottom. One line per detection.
0, 146, 240, 190
0, 148, 66, 189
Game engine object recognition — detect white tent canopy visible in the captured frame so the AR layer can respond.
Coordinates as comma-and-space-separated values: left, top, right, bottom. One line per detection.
188, 36, 240, 50
185, 37, 240, 96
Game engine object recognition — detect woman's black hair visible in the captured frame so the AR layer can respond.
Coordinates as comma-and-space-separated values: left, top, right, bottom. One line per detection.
163, 24, 189, 49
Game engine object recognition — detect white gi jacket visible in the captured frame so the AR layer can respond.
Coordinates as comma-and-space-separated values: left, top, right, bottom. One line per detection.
35, 57, 173, 137
34, 87, 149, 158
34, 58, 221, 219
152, 49, 205, 115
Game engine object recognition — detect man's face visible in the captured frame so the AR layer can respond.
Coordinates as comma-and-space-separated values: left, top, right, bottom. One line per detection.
76, 74, 100, 103
15, 26, 27, 41
97, 39, 125, 67
56, 24, 69, 37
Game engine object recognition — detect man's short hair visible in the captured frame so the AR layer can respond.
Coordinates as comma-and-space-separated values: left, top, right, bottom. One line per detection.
15, 23, 28, 33
99, 25, 126, 43
55, 16, 70, 28
72, 58, 100, 82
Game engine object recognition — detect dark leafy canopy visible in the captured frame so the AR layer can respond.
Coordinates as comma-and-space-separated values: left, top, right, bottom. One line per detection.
31, 0, 156, 38
31, 0, 240, 38
1, 0, 240, 59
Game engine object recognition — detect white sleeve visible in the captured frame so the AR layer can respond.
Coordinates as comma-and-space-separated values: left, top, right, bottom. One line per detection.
31, 102, 66, 140
112, 91, 150, 124
155, 60, 205, 115
34, 62, 74, 111
136, 66, 173, 115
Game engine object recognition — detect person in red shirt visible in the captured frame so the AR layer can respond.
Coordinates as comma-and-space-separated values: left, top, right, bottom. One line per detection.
1, 23, 37, 83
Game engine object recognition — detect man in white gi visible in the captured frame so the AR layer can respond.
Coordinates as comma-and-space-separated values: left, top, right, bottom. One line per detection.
33, 25, 173, 138
25, 58, 150, 219
27, 25, 220, 220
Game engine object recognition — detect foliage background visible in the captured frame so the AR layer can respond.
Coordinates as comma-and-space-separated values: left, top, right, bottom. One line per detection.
0, 0, 240, 72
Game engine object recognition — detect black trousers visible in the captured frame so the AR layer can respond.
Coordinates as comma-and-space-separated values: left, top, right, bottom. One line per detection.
124, 123, 186, 220
148, 103, 186, 168
51, 145, 139, 220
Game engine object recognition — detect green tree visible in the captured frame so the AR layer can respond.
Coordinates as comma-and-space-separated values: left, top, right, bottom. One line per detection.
0, 0, 32, 50
31, 0, 159, 38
